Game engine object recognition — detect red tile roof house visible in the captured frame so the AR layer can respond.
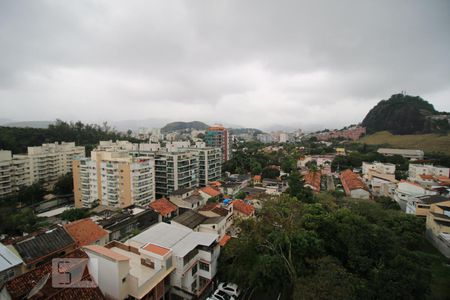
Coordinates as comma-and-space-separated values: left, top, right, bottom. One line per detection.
304, 171, 321, 193
199, 186, 221, 201
64, 218, 109, 247
0, 249, 105, 300
232, 200, 255, 219
340, 169, 371, 200
149, 198, 179, 222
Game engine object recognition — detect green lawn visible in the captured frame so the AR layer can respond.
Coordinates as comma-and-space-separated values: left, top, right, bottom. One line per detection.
358, 131, 450, 155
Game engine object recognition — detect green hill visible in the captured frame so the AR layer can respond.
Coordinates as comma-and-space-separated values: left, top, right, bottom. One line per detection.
362, 93, 449, 135
161, 121, 209, 133
358, 131, 450, 154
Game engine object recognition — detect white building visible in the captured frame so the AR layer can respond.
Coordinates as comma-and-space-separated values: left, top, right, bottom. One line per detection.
377, 148, 424, 160
84, 241, 174, 300
256, 133, 273, 144
409, 164, 450, 182
362, 162, 397, 197
394, 181, 437, 212
128, 222, 220, 299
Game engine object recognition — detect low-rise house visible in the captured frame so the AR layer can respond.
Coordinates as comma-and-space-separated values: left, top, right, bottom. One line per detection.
149, 198, 179, 222
406, 195, 450, 217
199, 217, 227, 239
362, 162, 397, 196
426, 201, 450, 258
127, 223, 220, 299
0, 243, 23, 288
232, 200, 255, 219
64, 218, 109, 247
199, 186, 221, 201
170, 189, 205, 211
84, 241, 174, 300
304, 171, 321, 193
339, 169, 370, 200
6, 226, 76, 272
394, 181, 437, 212
198, 204, 234, 233
253, 175, 262, 186
0, 249, 104, 300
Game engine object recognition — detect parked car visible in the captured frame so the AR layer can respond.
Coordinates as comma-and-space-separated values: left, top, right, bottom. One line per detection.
218, 282, 241, 298
207, 289, 236, 300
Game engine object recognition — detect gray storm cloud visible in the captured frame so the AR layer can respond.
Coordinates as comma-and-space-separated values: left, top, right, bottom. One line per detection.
0, 0, 449, 130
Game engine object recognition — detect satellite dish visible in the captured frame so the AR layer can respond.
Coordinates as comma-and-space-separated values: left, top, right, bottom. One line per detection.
27, 273, 50, 299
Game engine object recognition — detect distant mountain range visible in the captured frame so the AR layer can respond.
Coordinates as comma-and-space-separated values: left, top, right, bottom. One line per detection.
0, 120, 55, 128
362, 93, 450, 135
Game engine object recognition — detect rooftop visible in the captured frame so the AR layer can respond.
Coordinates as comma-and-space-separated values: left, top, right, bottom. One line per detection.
0, 243, 23, 272
128, 223, 218, 258
64, 218, 109, 247
149, 198, 178, 216
171, 187, 195, 196
143, 243, 171, 256
4, 249, 104, 300
417, 195, 449, 205
200, 186, 221, 198
83, 245, 130, 261
12, 226, 75, 264
232, 200, 255, 216
340, 169, 368, 193
172, 210, 208, 229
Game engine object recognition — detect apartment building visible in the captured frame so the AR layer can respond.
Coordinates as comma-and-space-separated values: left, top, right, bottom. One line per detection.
73, 150, 155, 208
190, 147, 222, 186
12, 142, 85, 188
205, 125, 231, 163
146, 151, 199, 198
409, 164, 450, 182
256, 133, 273, 144
128, 222, 220, 299
0, 151, 13, 197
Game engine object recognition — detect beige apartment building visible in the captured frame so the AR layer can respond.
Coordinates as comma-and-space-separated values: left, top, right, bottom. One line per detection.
73, 150, 155, 208
12, 142, 85, 189
0, 150, 32, 197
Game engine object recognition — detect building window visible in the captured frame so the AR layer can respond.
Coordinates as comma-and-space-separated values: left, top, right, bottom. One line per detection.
192, 263, 198, 275
199, 262, 209, 272
191, 279, 197, 292
122, 277, 127, 283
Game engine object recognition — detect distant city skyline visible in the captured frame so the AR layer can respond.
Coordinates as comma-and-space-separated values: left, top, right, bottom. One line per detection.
1, 1, 449, 130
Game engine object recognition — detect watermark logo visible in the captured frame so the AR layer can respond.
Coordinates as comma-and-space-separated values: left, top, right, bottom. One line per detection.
52, 258, 98, 288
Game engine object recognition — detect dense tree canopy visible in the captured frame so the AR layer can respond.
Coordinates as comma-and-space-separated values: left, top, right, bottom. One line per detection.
53, 172, 74, 195
219, 195, 434, 300
0, 120, 141, 154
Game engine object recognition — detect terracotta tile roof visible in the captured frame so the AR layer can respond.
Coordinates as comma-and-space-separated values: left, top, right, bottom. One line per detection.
209, 181, 222, 187
219, 234, 231, 247
200, 186, 221, 198
4, 249, 105, 300
149, 198, 178, 216
64, 218, 109, 247
232, 200, 255, 216
339, 169, 368, 196
198, 203, 219, 211
253, 175, 262, 181
143, 243, 171, 256
420, 174, 434, 180
304, 171, 321, 192
83, 245, 130, 261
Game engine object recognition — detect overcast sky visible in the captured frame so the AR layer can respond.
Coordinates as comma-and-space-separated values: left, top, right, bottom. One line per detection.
1, 0, 449, 131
